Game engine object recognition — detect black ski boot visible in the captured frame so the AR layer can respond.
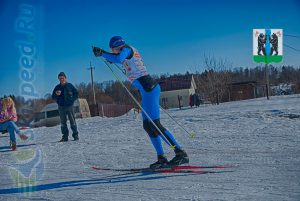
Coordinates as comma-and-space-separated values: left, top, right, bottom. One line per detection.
73, 135, 79, 141
168, 148, 189, 166
59, 137, 68, 142
150, 155, 168, 169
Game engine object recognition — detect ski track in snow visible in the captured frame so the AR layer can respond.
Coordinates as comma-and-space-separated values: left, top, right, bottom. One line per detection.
0, 95, 300, 200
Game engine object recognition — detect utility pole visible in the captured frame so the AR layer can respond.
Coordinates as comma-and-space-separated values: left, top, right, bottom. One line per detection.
253, 28, 283, 100
265, 29, 271, 100
265, 63, 270, 100
88, 61, 96, 105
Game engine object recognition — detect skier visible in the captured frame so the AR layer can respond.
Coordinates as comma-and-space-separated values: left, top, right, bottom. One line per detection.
52, 72, 79, 142
92, 36, 189, 168
0, 97, 28, 150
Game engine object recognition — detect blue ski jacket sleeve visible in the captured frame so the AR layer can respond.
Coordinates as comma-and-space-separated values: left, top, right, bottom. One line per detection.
101, 47, 132, 64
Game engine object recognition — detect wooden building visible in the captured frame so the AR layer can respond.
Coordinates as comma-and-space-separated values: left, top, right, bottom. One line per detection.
229, 81, 257, 101
158, 75, 197, 109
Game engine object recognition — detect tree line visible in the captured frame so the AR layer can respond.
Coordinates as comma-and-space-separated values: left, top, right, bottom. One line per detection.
197, 65, 300, 103
3, 63, 300, 113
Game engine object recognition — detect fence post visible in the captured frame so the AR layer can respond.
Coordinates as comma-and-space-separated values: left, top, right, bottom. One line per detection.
178, 95, 181, 110
101, 104, 104, 117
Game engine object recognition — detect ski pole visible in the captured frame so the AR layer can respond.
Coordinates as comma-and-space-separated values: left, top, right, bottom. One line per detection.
113, 63, 196, 139
99, 57, 176, 149
158, 106, 196, 138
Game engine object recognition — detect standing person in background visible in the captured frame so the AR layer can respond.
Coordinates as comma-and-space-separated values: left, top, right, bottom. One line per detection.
52, 72, 79, 142
189, 94, 193, 108
92, 36, 189, 168
0, 97, 28, 151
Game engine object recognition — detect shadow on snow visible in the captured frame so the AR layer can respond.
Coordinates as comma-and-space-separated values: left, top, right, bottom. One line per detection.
0, 171, 206, 194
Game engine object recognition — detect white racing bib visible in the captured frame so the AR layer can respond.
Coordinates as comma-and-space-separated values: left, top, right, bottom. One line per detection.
122, 46, 149, 81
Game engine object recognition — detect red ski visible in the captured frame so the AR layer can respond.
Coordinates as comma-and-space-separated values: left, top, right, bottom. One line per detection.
91, 164, 234, 174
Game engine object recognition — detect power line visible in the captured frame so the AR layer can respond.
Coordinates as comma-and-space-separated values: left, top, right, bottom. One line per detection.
283, 34, 300, 53
285, 34, 300, 39
284, 43, 300, 52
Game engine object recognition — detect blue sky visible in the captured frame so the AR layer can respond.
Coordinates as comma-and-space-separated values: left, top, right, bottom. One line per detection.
1, 0, 300, 98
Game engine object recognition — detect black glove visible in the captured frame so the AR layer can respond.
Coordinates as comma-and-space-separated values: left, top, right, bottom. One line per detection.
92, 46, 103, 57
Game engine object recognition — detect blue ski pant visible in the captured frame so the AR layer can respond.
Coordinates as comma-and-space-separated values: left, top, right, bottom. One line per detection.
132, 80, 181, 156
0, 120, 20, 142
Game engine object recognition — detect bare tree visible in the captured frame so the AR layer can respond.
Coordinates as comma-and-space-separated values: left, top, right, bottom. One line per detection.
195, 55, 232, 104
77, 82, 114, 105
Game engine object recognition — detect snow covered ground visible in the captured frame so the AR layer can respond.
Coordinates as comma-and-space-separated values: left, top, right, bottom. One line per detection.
1, 94, 300, 201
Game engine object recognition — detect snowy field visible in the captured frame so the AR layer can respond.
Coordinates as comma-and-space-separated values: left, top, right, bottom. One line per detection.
1, 95, 300, 201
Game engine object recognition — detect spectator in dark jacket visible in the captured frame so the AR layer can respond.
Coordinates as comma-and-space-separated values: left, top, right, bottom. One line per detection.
189, 94, 194, 108
52, 72, 79, 141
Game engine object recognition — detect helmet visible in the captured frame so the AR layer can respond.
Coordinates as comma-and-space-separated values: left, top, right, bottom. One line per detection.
109, 36, 125, 48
